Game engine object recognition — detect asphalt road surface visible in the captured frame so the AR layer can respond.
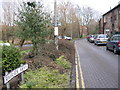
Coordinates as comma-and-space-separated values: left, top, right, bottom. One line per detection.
75, 39, 119, 88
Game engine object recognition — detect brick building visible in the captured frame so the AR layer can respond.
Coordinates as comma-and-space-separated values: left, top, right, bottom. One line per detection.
80, 25, 87, 36
99, 18, 104, 34
99, 3, 120, 36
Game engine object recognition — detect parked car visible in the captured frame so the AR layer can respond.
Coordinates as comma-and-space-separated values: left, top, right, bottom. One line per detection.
89, 35, 94, 43
106, 34, 120, 54
64, 36, 72, 40
86, 35, 91, 41
58, 36, 72, 40
94, 34, 109, 45
93, 34, 97, 40
86, 34, 94, 42
58, 36, 62, 39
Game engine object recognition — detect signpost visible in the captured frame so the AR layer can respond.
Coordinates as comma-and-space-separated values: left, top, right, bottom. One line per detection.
3, 64, 28, 89
54, 0, 58, 50
52, 23, 61, 27
54, 27, 58, 36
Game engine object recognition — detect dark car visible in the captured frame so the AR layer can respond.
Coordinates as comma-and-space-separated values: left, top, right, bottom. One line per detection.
106, 34, 120, 54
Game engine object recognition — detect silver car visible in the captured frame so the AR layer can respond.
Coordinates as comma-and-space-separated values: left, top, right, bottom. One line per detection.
94, 34, 109, 45
89, 35, 94, 43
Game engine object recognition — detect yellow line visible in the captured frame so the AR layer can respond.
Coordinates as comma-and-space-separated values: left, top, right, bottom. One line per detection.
75, 42, 85, 89
76, 59, 80, 88
77, 54, 85, 88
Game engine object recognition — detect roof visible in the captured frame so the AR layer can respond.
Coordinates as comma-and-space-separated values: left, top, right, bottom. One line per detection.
103, 3, 120, 16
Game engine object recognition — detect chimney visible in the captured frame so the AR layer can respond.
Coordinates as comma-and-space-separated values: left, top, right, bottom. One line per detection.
110, 7, 111, 10
118, 1, 120, 4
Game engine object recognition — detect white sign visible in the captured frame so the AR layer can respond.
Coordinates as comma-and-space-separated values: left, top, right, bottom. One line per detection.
54, 27, 58, 36
4, 64, 28, 84
52, 23, 61, 27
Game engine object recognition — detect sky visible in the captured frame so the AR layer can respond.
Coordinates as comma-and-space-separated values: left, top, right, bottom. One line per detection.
0, 0, 120, 23
42, 0, 120, 14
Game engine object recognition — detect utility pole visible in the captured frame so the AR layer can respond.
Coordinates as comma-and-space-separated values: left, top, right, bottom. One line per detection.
54, 0, 58, 50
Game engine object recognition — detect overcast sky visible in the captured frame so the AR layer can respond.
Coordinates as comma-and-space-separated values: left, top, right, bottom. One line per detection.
0, 0, 120, 13
42, 0, 120, 14
0, 0, 120, 23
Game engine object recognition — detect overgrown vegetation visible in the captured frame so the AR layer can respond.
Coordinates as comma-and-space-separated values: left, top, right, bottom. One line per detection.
19, 40, 74, 88
20, 49, 32, 56
20, 66, 70, 88
55, 56, 71, 69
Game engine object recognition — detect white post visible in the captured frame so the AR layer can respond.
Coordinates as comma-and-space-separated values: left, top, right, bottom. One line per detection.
20, 64, 24, 84
54, 0, 58, 50
5, 72, 10, 90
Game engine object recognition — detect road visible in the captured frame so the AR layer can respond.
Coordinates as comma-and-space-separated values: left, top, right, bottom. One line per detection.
75, 39, 119, 88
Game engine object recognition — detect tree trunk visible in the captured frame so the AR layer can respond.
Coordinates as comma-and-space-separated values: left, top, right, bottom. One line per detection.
77, 22, 80, 38
86, 26, 89, 35
11, 37, 14, 44
19, 39, 25, 47
33, 41, 38, 56
81, 26, 83, 38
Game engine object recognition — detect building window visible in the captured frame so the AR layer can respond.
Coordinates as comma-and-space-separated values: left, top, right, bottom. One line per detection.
112, 24, 114, 30
114, 15, 117, 20
104, 16, 106, 23
111, 17, 113, 22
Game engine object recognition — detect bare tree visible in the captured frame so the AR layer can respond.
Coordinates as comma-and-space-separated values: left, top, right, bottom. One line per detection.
57, 1, 69, 37
76, 5, 84, 37
2, 2, 16, 43
82, 6, 94, 35
57, 1, 80, 38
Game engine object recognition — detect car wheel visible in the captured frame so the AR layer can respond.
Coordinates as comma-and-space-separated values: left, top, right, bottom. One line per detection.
94, 42, 96, 45
96, 43, 98, 46
106, 45, 109, 50
113, 47, 117, 54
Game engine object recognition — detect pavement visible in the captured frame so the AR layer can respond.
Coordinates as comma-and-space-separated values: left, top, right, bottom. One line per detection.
75, 39, 119, 88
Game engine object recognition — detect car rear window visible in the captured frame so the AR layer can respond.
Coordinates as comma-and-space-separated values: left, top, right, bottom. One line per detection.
98, 35, 105, 38
98, 35, 109, 38
116, 36, 120, 41
106, 35, 109, 38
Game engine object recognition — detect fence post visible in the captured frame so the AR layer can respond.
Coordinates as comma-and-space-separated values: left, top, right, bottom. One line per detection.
5, 72, 10, 90
20, 64, 24, 84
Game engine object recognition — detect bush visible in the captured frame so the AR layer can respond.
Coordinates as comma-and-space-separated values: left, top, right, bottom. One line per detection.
2, 45, 22, 75
55, 56, 71, 69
